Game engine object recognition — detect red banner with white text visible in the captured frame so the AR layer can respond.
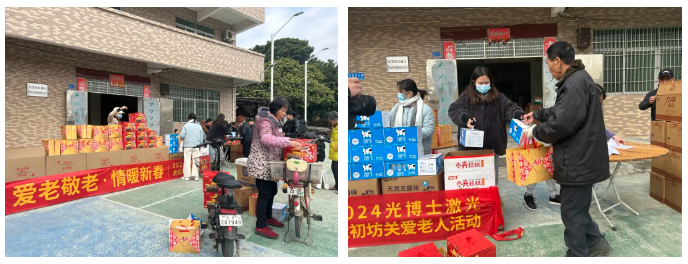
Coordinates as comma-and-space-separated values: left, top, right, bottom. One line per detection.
348, 187, 502, 248
6, 159, 184, 215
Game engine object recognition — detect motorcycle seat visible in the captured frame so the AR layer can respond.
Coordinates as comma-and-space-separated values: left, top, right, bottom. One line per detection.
212, 172, 243, 189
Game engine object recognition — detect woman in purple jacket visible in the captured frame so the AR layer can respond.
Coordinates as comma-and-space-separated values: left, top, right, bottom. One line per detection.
248, 97, 303, 239
596, 84, 626, 145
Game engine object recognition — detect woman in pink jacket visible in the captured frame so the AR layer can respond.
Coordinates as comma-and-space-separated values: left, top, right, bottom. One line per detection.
248, 97, 302, 239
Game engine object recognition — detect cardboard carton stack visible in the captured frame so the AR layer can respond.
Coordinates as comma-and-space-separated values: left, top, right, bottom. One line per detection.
652, 80, 682, 213
229, 142, 244, 163
443, 149, 496, 190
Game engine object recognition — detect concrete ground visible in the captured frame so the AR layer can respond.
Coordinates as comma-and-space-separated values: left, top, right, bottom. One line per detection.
5, 143, 338, 257
348, 136, 683, 257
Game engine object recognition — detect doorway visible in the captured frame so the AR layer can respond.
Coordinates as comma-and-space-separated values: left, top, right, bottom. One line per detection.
88, 93, 140, 125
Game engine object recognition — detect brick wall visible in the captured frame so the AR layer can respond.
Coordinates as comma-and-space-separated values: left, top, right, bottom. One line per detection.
5, 38, 235, 148
229, 7, 266, 23
122, 7, 234, 43
349, 7, 681, 136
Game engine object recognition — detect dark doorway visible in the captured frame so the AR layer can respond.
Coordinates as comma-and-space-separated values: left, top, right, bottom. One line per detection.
88, 93, 139, 125
457, 59, 537, 111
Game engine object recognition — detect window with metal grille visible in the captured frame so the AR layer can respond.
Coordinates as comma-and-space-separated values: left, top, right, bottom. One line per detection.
175, 17, 215, 39
455, 38, 544, 59
85, 79, 143, 97
169, 85, 220, 122
593, 27, 682, 94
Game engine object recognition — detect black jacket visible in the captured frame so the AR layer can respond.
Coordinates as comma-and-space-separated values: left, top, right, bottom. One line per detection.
239, 123, 253, 143
284, 118, 298, 137
448, 93, 525, 155
639, 88, 658, 121
348, 88, 377, 129
533, 60, 610, 187
207, 122, 230, 142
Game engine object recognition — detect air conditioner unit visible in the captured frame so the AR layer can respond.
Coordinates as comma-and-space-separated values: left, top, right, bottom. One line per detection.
223, 30, 236, 44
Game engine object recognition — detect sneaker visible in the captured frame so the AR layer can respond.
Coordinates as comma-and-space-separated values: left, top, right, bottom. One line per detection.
255, 227, 279, 239
549, 195, 561, 205
524, 193, 537, 211
194, 176, 200, 181
266, 218, 285, 228
181, 177, 189, 181
589, 236, 613, 257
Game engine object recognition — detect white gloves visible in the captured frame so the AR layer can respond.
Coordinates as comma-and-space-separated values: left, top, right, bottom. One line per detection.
523, 126, 536, 140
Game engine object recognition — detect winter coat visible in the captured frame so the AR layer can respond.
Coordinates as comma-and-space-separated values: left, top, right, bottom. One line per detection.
348, 88, 377, 129
179, 120, 205, 148
239, 122, 254, 143
639, 88, 658, 121
390, 102, 435, 155
207, 122, 230, 142
532, 59, 610, 186
448, 93, 525, 155
605, 129, 615, 141
329, 124, 339, 161
247, 107, 291, 181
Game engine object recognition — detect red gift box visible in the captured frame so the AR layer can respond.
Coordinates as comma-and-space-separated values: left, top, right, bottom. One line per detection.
123, 140, 137, 150
147, 129, 157, 139
129, 113, 147, 123
122, 131, 136, 141
137, 139, 148, 148
135, 122, 147, 131
120, 122, 135, 132
283, 139, 317, 163
399, 242, 443, 257
446, 229, 496, 257
136, 130, 148, 140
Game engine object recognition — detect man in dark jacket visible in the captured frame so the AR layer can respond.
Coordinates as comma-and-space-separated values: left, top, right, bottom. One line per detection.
283, 110, 299, 138
239, 119, 254, 157
348, 77, 377, 129
523, 42, 612, 257
639, 69, 675, 121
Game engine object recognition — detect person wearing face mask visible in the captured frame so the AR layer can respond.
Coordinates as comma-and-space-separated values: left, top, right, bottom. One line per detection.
596, 84, 625, 146
448, 66, 529, 192
639, 69, 675, 121
107, 106, 128, 125
521, 41, 611, 257
390, 79, 434, 155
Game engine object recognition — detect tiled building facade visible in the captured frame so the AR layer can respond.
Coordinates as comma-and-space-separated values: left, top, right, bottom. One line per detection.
349, 7, 682, 136
5, 7, 265, 148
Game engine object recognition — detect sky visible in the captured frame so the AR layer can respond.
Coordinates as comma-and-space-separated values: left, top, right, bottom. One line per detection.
237, 7, 338, 63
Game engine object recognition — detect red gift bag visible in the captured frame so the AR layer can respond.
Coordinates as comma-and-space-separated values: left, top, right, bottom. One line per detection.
283, 139, 317, 163
446, 229, 496, 257
399, 242, 443, 257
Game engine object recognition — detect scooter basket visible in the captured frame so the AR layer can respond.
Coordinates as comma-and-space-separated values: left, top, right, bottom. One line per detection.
268, 161, 322, 184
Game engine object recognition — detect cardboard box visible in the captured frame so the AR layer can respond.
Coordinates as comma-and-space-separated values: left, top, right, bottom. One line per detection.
349, 145, 385, 163
283, 139, 317, 162
135, 122, 147, 131
5, 147, 46, 182
399, 242, 443, 257
78, 139, 95, 153
61, 125, 78, 140
355, 111, 384, 129
137, 139, 148, 149
147, 139, 157, 148
418, 153, 444, 175
665, 122, 682, 153
460, 128, 484, 148
108, 138, 123, 151
77, 125, 93, 139
272, 203, 288, 222
229, 153, 243, 163
384, 160, 419, 177
381, 111, 391, 128
120, 148, 145, 165
445, 170, 495, 190
108, 125, 122, 138
41, 139, 60, 156
650, 172, 665, 204
655, 80, 682, 122
348, 178, 381, 196
165, 134, 179, 144
92, 126, 109, 140
129, 113, 146, 123
444, 150, 494, 175
89, 139, 108, 152
349, 128, 385, 146
446, 229, 496, 257
157, 136, 164, 147
170, 152, 184, 160
230, 143, 242, 153
349, 162, 385, 180
59, 140, 80, 155
169, 146, 179, 154
236, 164, 256, 187
120, 122, 135, 132
122, 139, 137, 150
665, 179, 682, 213
650, 121, 667, 147
249, 194, 257, 216
651, 155, 667, 176
139, 147, 170, 163
665, 151, 682, 183
233, 186, 259, 211
169, 220, 200, 254
382, 170, 445, 194
383, 127, 420, 145
431, 125, 452, 147
46, 153, 87, 175
508, 119, 531, 145
136, 130, 148, 140
122, 131, 136, 141
148, 129, 157, 140
204, 192, 219, 208
86, 151, 121, 170
383, 142, 422, 162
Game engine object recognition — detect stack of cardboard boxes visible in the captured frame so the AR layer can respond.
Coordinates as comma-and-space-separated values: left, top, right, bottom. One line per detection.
431, 110, 453, 148
229, 142, 244, 163
650, 80, 682, 213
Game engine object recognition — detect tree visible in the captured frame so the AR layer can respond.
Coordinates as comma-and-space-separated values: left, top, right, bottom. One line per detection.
251, 38, 314, 64
236, 58, 335, 122
313, 59, 338, 93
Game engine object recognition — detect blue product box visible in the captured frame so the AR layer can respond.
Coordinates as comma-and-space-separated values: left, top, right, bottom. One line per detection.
418, 153, 444, 175
272, 203, 288, 222
384, 160, 419, 177
383, 143, 422, 162
169, 146, 179, 154
349, 162, 385, 180
508, 119, 530, 145
349, 145, 385, 163
459, 128, 484, 148
383, 126, 420, 144
349, 128, 385, 146
355, 111, 383, 129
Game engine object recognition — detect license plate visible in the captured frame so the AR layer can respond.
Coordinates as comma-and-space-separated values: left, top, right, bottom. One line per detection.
219, 215, 242, 227
287, 187, 304, 196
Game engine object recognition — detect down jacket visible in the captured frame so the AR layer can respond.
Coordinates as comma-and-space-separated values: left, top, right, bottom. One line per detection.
247, 107, 291, 181
532, 60, 610, 186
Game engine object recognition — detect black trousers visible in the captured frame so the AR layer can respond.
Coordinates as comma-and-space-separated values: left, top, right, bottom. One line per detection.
331, 161, 338, 189
560, 184, 602, 257
255, 178, 277, 228
242, 141, 252, 157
